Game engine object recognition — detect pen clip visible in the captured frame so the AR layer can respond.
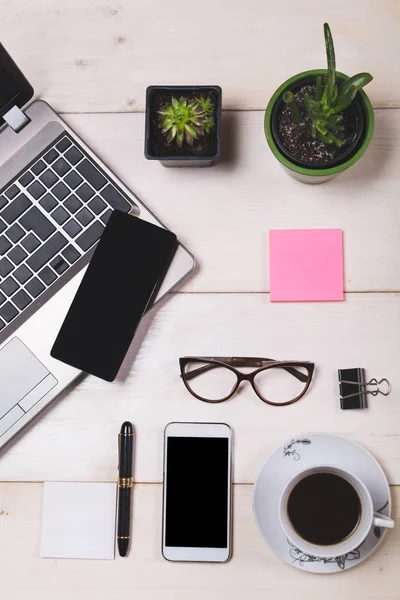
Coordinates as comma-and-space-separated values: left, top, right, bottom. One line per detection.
118, 433, 121, 472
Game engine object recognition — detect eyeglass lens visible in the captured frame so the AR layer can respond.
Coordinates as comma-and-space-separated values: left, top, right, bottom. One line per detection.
252, 365, 309, 403
183, 361, 237, 401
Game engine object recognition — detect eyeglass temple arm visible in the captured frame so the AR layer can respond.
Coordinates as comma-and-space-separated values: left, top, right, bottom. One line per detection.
183, 358, 309, 383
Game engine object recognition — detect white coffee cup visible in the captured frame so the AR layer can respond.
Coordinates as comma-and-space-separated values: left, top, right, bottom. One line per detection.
279, 465, 394, 558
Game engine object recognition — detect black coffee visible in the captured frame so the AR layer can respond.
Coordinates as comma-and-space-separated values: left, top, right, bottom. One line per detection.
287, 472, 362, 546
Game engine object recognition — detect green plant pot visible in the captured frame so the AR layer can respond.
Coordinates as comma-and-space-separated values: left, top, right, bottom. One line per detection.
264, 70, 374, 184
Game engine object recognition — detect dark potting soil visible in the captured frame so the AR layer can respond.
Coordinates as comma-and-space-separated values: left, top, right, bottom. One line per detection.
277, 84, 359, 167
148, 89, 219, 158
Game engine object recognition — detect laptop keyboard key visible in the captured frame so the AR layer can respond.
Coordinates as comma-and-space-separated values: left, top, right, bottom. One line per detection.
76, 221, 104, 251
21, 233, 40, 253
43, 149, 59, 164
65, 146, 83, 166
19, 172, 34, 186
0, 318, 4, 330
64, 171, 83, 190
88, 197, 106, 215
7, 224, 24, 243
52, 206, 69, 225
0, 277, 18, 296
53, 182, 69, 201
26, 232, 68, 272
53, 158, 71, 177
64, 195, 82, 213
101, 209, 112, 225
76, 160, 107, 191
39, 169, 58, 188
20, 207, 56, 241
0, 197, 7, 211
63, 219, 82, 238
62, 245, 80, 264
0, 236, 12, 255
76, 207, 94, 226
5, 185, 19, 200
14, 265, 33, 284
0, 219, 5, 234
56, 137, 72, 152
50, 256, 68, 275
0, 258, 13, 277
38, 266, 57, 285
27, 181, 46, 200
0, 292, 5, 306
76, 183, 94, 202
39, 194, 58, 213
8, 246, 27, 266
12, 290, 32, 311
100, 185, 131, 212
0, 302, 18, 322
32, 160, 46, 175
25, 277, 45, 298
1, 193, 31, 224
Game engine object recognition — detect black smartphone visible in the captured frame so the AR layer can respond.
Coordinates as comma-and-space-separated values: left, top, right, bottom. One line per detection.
51, 211, 177, 381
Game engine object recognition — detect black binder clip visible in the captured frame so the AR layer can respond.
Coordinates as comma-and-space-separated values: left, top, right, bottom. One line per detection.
338, 368, 391, 410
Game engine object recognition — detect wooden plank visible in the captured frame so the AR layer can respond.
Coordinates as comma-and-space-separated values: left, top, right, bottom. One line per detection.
62, 109, 400, 293
0, 293, 399, 484
1, 483, 399, 600
1, 0, 399, 112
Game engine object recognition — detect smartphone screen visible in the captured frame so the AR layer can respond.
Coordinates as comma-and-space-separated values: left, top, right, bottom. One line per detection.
163, 423, 232, 562
51, 211, 177, 381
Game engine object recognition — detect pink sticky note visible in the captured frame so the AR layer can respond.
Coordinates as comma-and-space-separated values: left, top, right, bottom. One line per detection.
269, 229, 344, 302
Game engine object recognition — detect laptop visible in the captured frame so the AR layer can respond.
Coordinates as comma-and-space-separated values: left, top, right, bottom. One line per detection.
0, 45, 195, 451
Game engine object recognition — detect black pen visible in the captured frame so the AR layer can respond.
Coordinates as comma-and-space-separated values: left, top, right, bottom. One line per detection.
117, 421, 134, 557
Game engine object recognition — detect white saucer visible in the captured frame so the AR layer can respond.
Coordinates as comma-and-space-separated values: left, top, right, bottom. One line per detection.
253, 433, 391, 573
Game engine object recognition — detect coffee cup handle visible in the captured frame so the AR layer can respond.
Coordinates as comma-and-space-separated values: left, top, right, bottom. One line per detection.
373, 513, 395, 529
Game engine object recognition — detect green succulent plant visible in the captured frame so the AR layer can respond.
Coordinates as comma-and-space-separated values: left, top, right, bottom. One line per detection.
158, 95, 215, 148
283, 23, 373, 147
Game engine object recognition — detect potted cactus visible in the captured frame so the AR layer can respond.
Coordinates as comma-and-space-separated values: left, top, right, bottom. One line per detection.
145, 85, 222, 167
265, 24, 374, 183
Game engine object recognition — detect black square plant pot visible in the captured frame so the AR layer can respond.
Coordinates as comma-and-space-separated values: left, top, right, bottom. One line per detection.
145, 85, 222, 167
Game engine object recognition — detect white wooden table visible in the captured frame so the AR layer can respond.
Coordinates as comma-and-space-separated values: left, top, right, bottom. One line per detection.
0, 2, 399, 598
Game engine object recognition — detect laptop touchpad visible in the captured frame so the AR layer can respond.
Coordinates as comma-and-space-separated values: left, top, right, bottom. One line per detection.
0, 337, 57, 419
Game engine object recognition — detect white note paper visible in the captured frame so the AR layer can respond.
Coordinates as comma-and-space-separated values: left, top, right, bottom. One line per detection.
40, 482, 117, 560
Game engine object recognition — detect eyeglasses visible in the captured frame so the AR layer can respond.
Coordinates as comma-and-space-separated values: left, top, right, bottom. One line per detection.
179, 357, 315, 406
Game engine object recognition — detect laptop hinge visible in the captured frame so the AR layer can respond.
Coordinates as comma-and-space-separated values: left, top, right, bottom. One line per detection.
3, 105, 30, 133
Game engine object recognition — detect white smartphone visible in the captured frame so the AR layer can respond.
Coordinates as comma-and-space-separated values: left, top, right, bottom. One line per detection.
162, 422, 232, 562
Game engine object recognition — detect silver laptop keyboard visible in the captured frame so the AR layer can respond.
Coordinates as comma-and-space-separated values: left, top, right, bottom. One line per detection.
0, 133, 132, 332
